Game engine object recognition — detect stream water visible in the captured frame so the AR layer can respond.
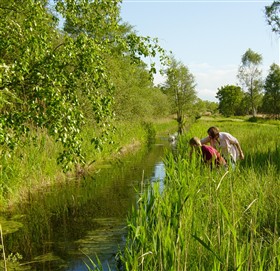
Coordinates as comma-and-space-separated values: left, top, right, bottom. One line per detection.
0, 135, 173, 271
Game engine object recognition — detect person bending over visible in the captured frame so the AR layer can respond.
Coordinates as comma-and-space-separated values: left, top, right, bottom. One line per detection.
189, 137, 226, 169
200, 126, 244, 168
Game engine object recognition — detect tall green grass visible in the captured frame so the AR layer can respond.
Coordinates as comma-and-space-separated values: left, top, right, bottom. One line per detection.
0, 118, 177, 210
119, 118, 280, 270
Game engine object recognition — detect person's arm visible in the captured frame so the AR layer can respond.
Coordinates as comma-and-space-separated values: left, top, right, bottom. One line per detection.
200, 136, 210, 145
217, 152, 227, 166
226, 133, 244, 160
235, 142, 244, 159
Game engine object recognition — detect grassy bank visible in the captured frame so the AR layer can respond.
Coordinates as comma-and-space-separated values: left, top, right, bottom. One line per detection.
0, 117, 177, 211
119, 117, 280, 270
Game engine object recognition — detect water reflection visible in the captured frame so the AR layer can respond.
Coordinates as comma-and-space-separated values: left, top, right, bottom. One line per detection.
150, 161, 165, 194
151, 161, 166, 182
1, 137, 171, 271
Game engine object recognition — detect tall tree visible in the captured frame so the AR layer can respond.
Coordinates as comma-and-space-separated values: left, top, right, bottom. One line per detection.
237, 48, 263, 117
265, 1, 280, 35
216, 85, 245, 116
163, 57, 197, 134
262, 63, 280, 117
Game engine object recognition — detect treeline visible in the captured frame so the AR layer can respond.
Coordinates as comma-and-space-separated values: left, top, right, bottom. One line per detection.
1, 0, 278, 174
211, 2, 280, 119
0, 0, 218, 172
0, 0, 172, 171
216, 49, 280, 118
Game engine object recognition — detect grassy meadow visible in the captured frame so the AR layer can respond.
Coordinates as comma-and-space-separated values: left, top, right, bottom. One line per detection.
119, 117, 280, 271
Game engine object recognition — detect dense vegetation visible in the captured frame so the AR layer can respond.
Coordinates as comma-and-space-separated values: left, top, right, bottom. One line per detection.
0, 0, 218, 208
0, 0, 216, 169
0, 0, 172, 172
218, 0, 280, 119
0, 0, 278, 225
0, 0, 279, 269
119, 117, 280, 271
217, 48, 280, 118
265, 0, 280, 35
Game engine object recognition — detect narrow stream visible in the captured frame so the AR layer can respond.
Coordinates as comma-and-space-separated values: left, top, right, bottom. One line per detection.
1, 136, 173, 271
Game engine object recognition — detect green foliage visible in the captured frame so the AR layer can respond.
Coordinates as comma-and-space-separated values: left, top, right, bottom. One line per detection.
191, 99, 219, 119
120, 118, 280, 270
248, 116, 258, 122
162, 56, 197, 133
0, 0, 169, 171
59, 0, 120, 39
141, 121, 156, 145
107, 56, 170, 121
203, 100, 219, 114
262, 63, 280, 117
265, 1, 280, 35
216, 85, 245, 116
237, 48, 263, 117
0, 117, 172, 207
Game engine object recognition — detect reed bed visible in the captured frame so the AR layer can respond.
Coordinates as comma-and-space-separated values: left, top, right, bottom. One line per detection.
119, 118, 280, 271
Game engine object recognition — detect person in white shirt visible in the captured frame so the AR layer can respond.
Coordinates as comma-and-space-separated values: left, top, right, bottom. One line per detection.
200, 126, 244, 167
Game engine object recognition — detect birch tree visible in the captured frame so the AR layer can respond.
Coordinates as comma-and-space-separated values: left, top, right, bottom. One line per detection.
163, 57, 197, 134
237, 49, 263, 117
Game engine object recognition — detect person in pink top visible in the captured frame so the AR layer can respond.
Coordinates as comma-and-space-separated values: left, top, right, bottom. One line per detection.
189, 137, 226, 169
200, 126, 244, 168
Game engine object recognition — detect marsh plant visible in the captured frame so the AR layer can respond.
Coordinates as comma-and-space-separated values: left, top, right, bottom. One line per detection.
119, 119, 280, 271
0, 224, 7, 271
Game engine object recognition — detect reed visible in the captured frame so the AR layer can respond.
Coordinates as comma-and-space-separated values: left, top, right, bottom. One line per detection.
0, 224, 7, 271
120, 118, 280, 270
0, 118, 174, 209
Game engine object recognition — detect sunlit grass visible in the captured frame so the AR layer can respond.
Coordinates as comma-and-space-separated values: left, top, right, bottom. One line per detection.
0, 118, 176, 209
119, 118, 280, 270
1, 116, 279, 270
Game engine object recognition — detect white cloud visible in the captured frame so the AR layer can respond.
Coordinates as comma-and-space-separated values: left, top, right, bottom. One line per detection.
190, 63, 239, 102
153, 63, 239, 102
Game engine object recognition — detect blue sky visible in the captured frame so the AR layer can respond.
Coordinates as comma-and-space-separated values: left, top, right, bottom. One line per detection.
120, 0, 279, 102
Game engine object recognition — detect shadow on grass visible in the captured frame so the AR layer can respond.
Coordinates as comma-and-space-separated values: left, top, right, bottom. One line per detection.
241, 147, 280, 173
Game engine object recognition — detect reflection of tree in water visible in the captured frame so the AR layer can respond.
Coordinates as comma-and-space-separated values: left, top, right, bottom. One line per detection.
2, 137, 171, 271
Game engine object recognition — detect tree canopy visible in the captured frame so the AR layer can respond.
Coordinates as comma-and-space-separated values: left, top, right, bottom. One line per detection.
216, 85, 245, 117
0, 0, 169, 171
162, 56, 197, 134
237, 48, 263, 117
265, 1, 280, 35
262, 63, 280, 117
